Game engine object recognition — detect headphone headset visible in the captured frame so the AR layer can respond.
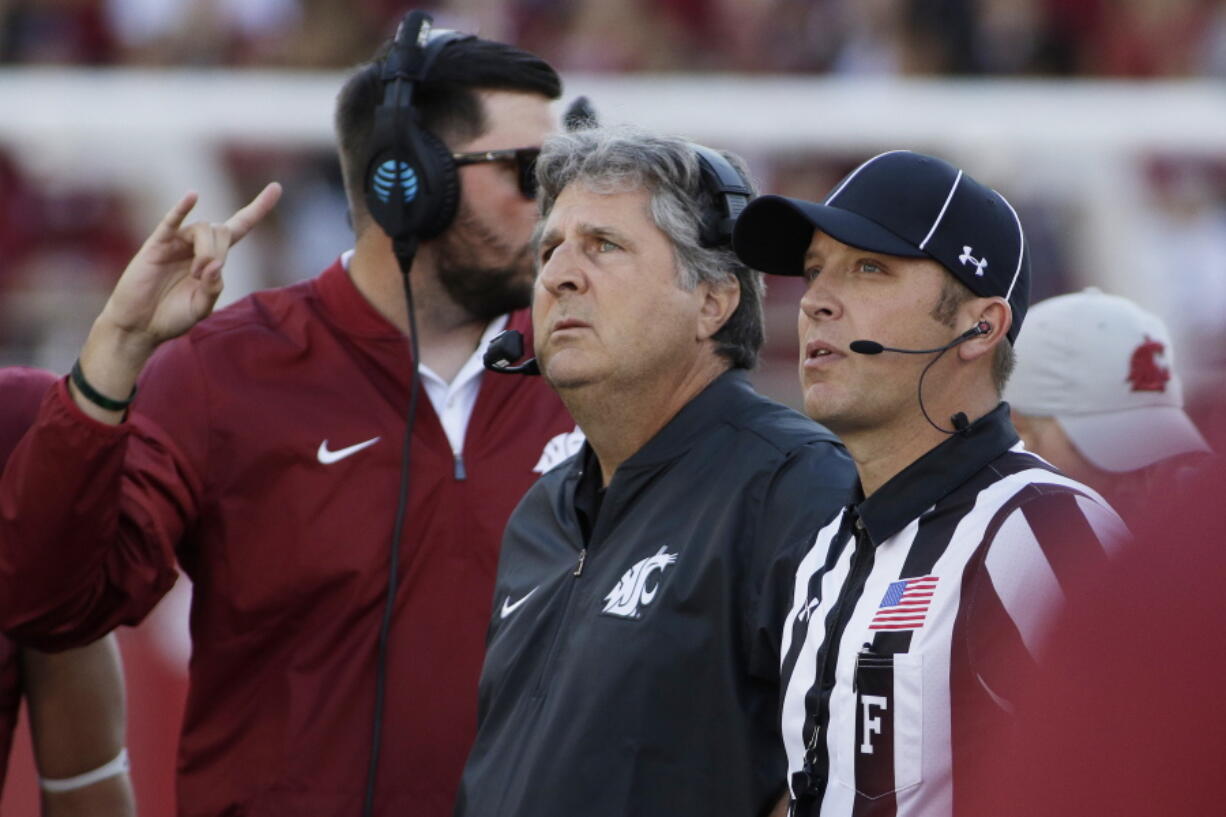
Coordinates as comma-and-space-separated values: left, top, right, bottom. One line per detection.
692, 145, 753, 248
364, 10, 473, 246
360, 12, 475, 817
484, 143, 755, 376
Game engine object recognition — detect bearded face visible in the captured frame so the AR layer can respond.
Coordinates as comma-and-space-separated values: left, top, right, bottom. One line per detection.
428, 90, 554, 323
433, 199, 536, 323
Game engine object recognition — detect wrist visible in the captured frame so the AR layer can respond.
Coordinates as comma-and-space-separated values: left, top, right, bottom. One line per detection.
71, 321, 156, 424
87, 315, 158, 367
70, 360, 136, 413
82, 318, 158, 381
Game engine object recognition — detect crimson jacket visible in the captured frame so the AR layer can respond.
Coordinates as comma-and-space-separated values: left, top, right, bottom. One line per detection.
0, 367, 58, 793
0, 261, 575, 816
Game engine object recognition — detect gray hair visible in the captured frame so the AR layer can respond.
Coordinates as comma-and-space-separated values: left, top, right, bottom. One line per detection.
534, 126, 765, 370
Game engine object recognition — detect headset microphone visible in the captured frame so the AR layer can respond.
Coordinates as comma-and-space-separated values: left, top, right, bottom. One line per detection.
848, 321, 991, 437
479, 97, 597, 380
484, 142, 752, 380
483, 329, 540, 375
850, 321, 991, 356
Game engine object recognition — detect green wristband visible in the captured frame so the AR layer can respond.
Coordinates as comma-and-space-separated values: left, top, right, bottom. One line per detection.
70, 359, 137, 412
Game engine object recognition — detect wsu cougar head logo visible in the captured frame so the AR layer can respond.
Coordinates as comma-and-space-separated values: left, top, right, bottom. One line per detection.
601, 546, 678, 620
1127, 335, 1171, 393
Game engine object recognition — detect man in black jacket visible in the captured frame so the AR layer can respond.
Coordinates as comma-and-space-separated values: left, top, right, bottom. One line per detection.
455, 128, 856, 817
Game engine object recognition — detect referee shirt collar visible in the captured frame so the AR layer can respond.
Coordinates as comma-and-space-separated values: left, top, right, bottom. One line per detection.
856, 403, 1019, 545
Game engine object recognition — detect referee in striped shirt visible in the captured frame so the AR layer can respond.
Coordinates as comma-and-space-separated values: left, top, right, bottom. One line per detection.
732, 151, 1127, 817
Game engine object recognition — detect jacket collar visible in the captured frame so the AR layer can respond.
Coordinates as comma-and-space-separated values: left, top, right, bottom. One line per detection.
856, 402, 1019, 545
617, 369, 753, 471
568, 369, 752, 480
313, 257, 404, 340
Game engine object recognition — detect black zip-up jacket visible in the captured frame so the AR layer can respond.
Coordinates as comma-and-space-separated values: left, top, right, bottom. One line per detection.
455, 371, 857, 817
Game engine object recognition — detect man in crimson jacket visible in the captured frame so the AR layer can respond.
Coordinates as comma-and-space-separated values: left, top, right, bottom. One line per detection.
0, 29, 574, 817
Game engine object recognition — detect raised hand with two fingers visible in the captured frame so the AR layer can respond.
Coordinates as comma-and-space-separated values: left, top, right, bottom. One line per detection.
73, 183, 283, 422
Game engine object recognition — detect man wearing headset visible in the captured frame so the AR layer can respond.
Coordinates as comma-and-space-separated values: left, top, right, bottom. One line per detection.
730, 150, 1127, 817
454, 127, 856, 817
0, 27, 573, 817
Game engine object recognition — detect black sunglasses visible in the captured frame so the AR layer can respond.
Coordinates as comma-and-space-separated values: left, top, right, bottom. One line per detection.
452, 147, 541, 200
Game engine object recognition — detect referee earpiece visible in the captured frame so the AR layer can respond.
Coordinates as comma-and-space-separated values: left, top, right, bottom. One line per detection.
364, 11, 471, 244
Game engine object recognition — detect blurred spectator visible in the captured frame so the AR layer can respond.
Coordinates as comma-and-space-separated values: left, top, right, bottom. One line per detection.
1204, 0, 1226, 76
0, 152, 138, 369
830, 0, 910, 75
1086, 0, 1215, 77
105, 0, 381, 67
1138, 156, 1226, 398
105, 0, 297, 65
0, 0, 117, 65
974, 0, 1064, 74
1007, 288, 1212, 526
274, 0, 380, 68
753, 0, 843, 73
0, 0, 1219, 76
902, 0, 979, 74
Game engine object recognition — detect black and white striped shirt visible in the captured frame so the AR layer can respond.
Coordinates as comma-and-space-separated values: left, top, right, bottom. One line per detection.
778, 404, 1126, 817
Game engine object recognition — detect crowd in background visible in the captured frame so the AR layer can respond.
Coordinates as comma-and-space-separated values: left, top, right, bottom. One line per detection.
0, 0, 1224, 444
3, 0, 1226, 76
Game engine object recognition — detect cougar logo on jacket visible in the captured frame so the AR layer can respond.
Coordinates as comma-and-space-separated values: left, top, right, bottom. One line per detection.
533, 427, 586, 474
602, 546, 678, 619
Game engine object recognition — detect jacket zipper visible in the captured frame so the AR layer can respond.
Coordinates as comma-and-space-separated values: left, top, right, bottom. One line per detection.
531, 548, 587, 698
533, 462, 602, 697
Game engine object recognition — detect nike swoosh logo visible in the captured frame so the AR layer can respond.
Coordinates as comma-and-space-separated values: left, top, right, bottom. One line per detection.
500, 586, 539, 620
317, 437, 381, 465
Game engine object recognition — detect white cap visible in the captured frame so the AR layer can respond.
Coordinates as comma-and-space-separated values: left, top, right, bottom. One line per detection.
1006, 287, 1211, 472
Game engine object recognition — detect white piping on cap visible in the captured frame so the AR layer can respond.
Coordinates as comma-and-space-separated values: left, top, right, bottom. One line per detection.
997, 190, 1026, 302
824, 149, 911, 205
919, 170, 962, 250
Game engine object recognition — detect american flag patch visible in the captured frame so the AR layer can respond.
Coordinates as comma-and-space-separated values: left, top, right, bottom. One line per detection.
868, 576, 939, 631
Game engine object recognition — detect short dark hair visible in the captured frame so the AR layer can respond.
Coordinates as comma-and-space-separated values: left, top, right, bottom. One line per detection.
335, 35, 561, 233
930, 273, 1016, 394
535, 127, 765, 370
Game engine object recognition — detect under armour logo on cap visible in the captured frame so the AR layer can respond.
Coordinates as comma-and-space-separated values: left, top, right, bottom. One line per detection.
732, 150, 1032, 343
959, 246, 988, 277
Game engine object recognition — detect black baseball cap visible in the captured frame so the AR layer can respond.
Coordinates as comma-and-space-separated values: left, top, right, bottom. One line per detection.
732, 150, 1031, 343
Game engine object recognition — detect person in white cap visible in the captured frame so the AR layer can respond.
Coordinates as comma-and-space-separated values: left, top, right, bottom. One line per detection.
1007, 287, 1212, 521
